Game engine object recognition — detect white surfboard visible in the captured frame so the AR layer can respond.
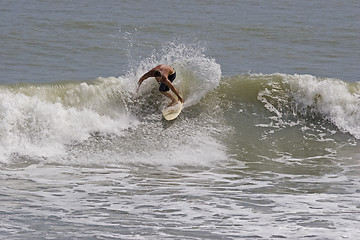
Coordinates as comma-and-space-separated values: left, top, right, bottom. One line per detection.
162, 101, 183, 120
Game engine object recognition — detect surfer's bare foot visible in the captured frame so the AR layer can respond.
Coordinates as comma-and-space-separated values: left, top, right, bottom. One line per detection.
167, 101, 178, 107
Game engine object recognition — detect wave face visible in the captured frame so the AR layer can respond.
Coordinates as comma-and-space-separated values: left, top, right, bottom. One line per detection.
1, 45, 359, 165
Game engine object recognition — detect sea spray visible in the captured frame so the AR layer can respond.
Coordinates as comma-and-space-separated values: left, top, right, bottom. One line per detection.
132, 41, 222, 107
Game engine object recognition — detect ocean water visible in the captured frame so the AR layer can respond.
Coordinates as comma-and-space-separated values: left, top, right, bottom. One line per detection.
1, 0, 360, 239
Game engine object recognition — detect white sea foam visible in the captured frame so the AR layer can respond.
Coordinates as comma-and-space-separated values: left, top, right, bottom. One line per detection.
285, 74, 360, 138
255, 73, 360, 139
63, 132, 227, 168
0, 87, 131, 163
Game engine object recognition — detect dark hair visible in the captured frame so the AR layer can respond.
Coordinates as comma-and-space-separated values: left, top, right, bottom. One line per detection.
154, 70, 162, 77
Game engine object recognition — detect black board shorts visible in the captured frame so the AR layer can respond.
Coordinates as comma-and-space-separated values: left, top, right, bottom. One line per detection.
159, 71, 176, 92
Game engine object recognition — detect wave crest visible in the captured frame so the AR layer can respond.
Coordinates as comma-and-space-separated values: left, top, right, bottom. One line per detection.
217, 73, 360, 139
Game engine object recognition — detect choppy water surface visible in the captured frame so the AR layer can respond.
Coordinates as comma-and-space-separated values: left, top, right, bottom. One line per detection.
1, 0, 360, 239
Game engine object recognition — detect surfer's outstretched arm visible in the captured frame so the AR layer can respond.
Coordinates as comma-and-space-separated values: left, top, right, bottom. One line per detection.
137, 70, 155, 91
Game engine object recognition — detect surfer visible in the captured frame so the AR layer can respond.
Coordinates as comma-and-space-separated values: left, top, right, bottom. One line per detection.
137, 65, 184, 107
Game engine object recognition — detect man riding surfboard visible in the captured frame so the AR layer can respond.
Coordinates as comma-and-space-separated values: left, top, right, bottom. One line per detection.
137, 65, 184, 107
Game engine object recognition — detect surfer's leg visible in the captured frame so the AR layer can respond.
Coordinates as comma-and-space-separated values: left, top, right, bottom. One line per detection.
161, 91, 178, 107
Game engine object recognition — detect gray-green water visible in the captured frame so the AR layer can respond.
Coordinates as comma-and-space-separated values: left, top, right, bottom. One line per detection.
1, 0, 360, 239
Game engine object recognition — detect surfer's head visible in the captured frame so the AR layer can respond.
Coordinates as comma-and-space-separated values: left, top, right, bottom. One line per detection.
154, 70, 162, 78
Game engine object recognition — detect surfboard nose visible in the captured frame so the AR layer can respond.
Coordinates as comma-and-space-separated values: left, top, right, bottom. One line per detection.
162, 102, 183, 120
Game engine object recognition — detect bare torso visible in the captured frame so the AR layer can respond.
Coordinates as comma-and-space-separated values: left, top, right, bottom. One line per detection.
152, 65, 175, 78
